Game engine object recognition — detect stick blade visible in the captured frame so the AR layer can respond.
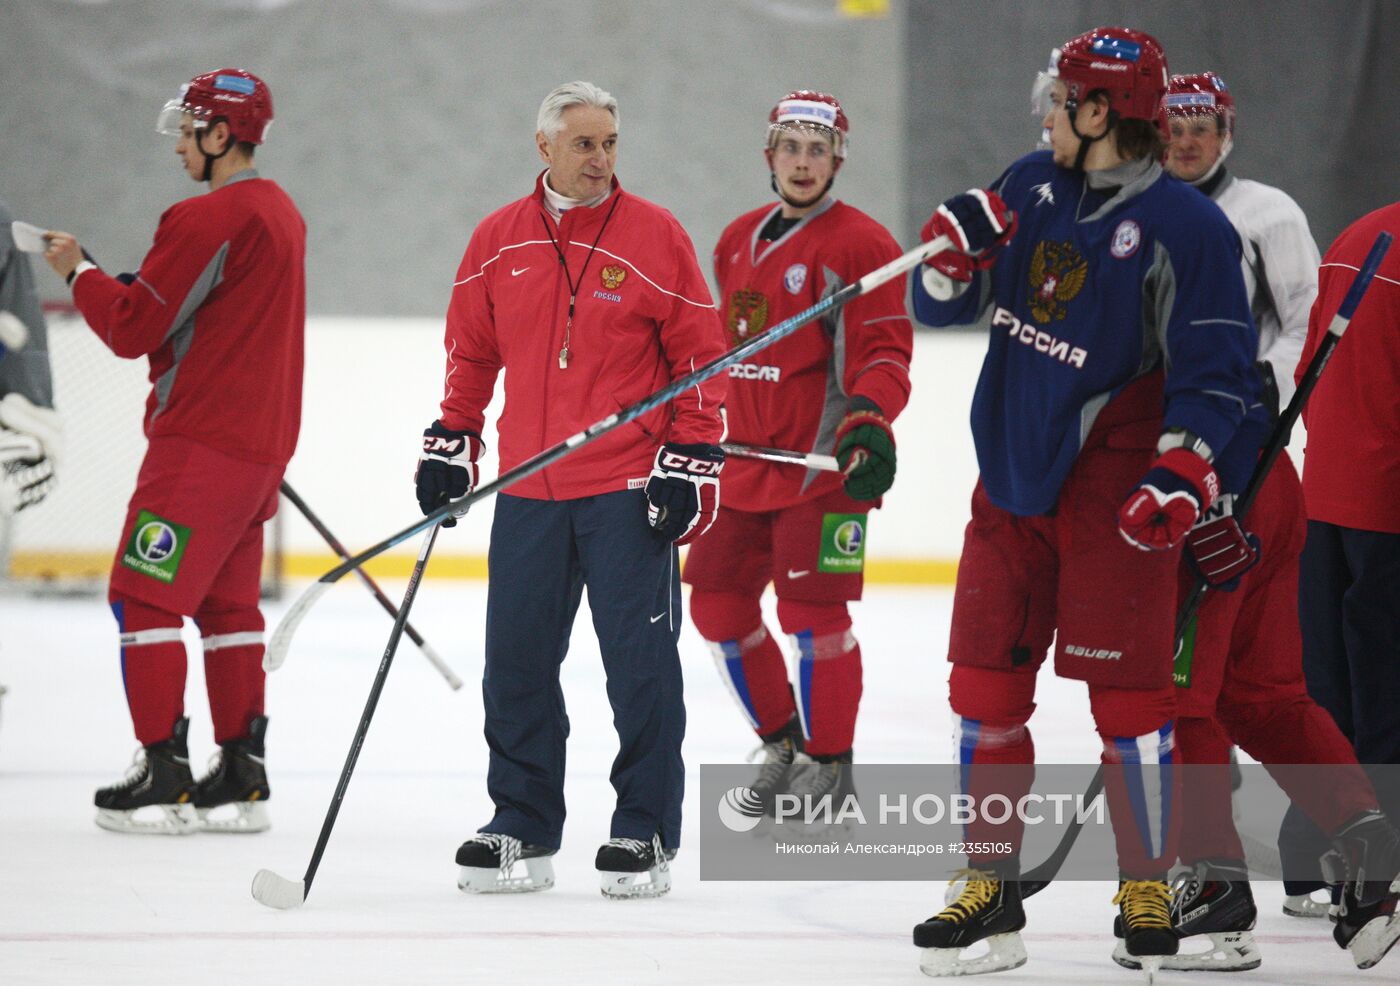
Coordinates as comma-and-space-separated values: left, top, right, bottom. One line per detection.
265, 581, 332, 671
252, 868, 306, 910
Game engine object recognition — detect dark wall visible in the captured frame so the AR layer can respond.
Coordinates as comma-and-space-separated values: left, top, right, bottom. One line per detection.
904, 1, 1400, 251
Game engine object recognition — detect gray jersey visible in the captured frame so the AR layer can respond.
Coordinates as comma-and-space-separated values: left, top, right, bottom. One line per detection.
0, 195, 54, 408
1209, 174, 1319, 408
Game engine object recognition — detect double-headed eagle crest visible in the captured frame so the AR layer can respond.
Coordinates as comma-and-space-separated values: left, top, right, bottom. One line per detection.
1027, 241, 1088, 323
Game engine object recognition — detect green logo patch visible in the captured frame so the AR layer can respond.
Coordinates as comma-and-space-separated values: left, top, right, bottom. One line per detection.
818, 513, 866, 573
121, 509, 191, 584
1172, 615, 1198, 687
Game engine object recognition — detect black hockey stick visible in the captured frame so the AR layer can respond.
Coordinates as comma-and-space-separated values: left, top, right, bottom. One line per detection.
720, 442, 840, 473
264, 234, 952, 671
1018, 230, 1393, 897
279, 480, 463, 690
251, 523, 442, 909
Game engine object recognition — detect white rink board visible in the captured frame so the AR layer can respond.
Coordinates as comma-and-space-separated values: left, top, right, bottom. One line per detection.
0, 581, 1370, 986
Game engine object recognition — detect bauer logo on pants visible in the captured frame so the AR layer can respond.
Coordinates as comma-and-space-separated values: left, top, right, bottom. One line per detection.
121, 509, 191, 584
818, 513, 866, 573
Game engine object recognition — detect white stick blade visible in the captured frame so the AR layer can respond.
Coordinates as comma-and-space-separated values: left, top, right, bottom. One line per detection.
251, 868, 306, 910
265, 581, 333, 671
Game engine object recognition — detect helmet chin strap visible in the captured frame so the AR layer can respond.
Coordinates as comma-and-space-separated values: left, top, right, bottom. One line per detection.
193, 121, 234, 183
1186, 135, 1233, 187
1066, 99, 1115, 172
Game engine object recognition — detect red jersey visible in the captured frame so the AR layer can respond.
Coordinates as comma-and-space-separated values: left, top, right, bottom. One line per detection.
72, 171, 305, 466
440, 173, 726, 501
1297, 200, 1400, 533
714, 199, 912, 511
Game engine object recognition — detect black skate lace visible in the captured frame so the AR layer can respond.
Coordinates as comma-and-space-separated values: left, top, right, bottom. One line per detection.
471, 833, 523, 875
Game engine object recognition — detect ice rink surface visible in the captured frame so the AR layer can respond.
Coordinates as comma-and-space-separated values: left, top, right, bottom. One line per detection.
0, 581, 1382, 985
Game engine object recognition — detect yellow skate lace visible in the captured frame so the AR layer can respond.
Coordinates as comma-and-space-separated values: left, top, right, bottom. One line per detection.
936, 868, 999, 922
1113, 879, 1173, 930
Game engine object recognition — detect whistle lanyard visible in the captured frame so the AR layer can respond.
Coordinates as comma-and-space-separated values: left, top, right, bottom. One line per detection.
541, 194, 621, 369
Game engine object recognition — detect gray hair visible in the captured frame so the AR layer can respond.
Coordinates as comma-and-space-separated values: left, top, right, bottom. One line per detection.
536, 81, 619, 140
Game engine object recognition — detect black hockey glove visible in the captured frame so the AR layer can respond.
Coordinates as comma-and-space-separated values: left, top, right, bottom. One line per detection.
645, 442, 724, 545
416, 420, 483, 528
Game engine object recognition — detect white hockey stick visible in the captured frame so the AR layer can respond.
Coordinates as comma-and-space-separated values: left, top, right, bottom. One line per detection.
264, 234, 952, 673
720, 442, 839, 473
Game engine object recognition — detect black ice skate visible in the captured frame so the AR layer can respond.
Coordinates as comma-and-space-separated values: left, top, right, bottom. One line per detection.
596, 834, 674, 899
93, 716, 197, 835
1113, 859, 1260, 972
455, 833, 557, 893
780, 749, 855, 841
194, 715, 270, 833
748, 715, 804, 817
914, 868, 1027, 976
1112, 879, 1178, 984
1327, 810, 1400, 969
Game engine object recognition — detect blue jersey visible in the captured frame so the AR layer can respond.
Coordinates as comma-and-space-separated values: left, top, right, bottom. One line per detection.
912, 151, 1258, 516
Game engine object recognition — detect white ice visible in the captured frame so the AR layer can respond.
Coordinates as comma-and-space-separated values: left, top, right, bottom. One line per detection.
0, 582, 1378, 985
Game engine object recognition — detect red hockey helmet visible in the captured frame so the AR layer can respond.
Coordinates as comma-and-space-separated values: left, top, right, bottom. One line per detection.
1166, 72, 1235, 137
767, 90, 849, 159
156, 69, 274, 145
1044, 27, 1169, 134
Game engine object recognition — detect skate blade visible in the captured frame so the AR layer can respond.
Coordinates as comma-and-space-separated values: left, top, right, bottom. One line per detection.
251, 868, 305, 910
197, 801, 270, 834
1139, 955, 1163, 984
919, 932, 1027, 977
458, 857, 555, 894
1348, 910, 1400, 970
1282, 892, 1331, 918
95, 803, 197, 835
599, 867, 672, 899
1159, 931, 1261, 972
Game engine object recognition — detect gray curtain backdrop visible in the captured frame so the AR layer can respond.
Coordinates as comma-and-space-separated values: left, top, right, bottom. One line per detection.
906, 1, 1400, 260
3, 1, 1395, 316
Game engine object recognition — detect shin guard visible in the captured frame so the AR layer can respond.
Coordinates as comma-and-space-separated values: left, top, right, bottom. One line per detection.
111, 598, 187, 747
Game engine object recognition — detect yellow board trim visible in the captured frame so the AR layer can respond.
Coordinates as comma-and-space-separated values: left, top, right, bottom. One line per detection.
9, 551, 959, 586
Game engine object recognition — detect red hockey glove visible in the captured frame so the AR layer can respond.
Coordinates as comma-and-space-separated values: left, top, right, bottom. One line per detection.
416, 420, 484, 528
1186, 495, 1261, 590
835, 398, 896, 501
1117, 448, 1220, 552
920, 189, 1018, 282
645, 442, 724, 545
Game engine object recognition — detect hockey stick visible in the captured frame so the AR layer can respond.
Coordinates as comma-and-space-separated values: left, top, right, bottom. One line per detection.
720, 442, 840, 473
279, 480, 463, 690
252, 523, 442, 909
264, 235, 952, 672
1018, 230, 1393, 897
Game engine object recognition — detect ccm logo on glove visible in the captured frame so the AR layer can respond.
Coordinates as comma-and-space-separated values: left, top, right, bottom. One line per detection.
645, 443, 724, 545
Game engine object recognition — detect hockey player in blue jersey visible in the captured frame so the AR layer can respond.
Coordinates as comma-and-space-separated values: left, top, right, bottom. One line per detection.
907, 27, 1260, 980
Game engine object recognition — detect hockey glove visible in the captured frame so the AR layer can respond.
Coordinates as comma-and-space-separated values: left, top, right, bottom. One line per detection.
1186, 495, 1260, 591
920, 189, 1018, 284
1117, 447, 1220, 552
645, 442, 724, 545
0, 394, 61, 515
835, 397, 896, 501
416, 420, 483, 529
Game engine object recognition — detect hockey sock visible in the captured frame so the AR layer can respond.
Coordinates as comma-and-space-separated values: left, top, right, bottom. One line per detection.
692, 590, 794, 734
948, 666, 1038, 862
196, 608, 265, 744
111, 598, 187, 747
1224, 697, 1380, 834
1176, 716, 1245, 862
778, 599, 860, 757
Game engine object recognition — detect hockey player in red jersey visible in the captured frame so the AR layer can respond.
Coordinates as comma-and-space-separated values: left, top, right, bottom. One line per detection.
1105, 71, 1400, 974
43, 69, 304, 836
681, 91, 912, 809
